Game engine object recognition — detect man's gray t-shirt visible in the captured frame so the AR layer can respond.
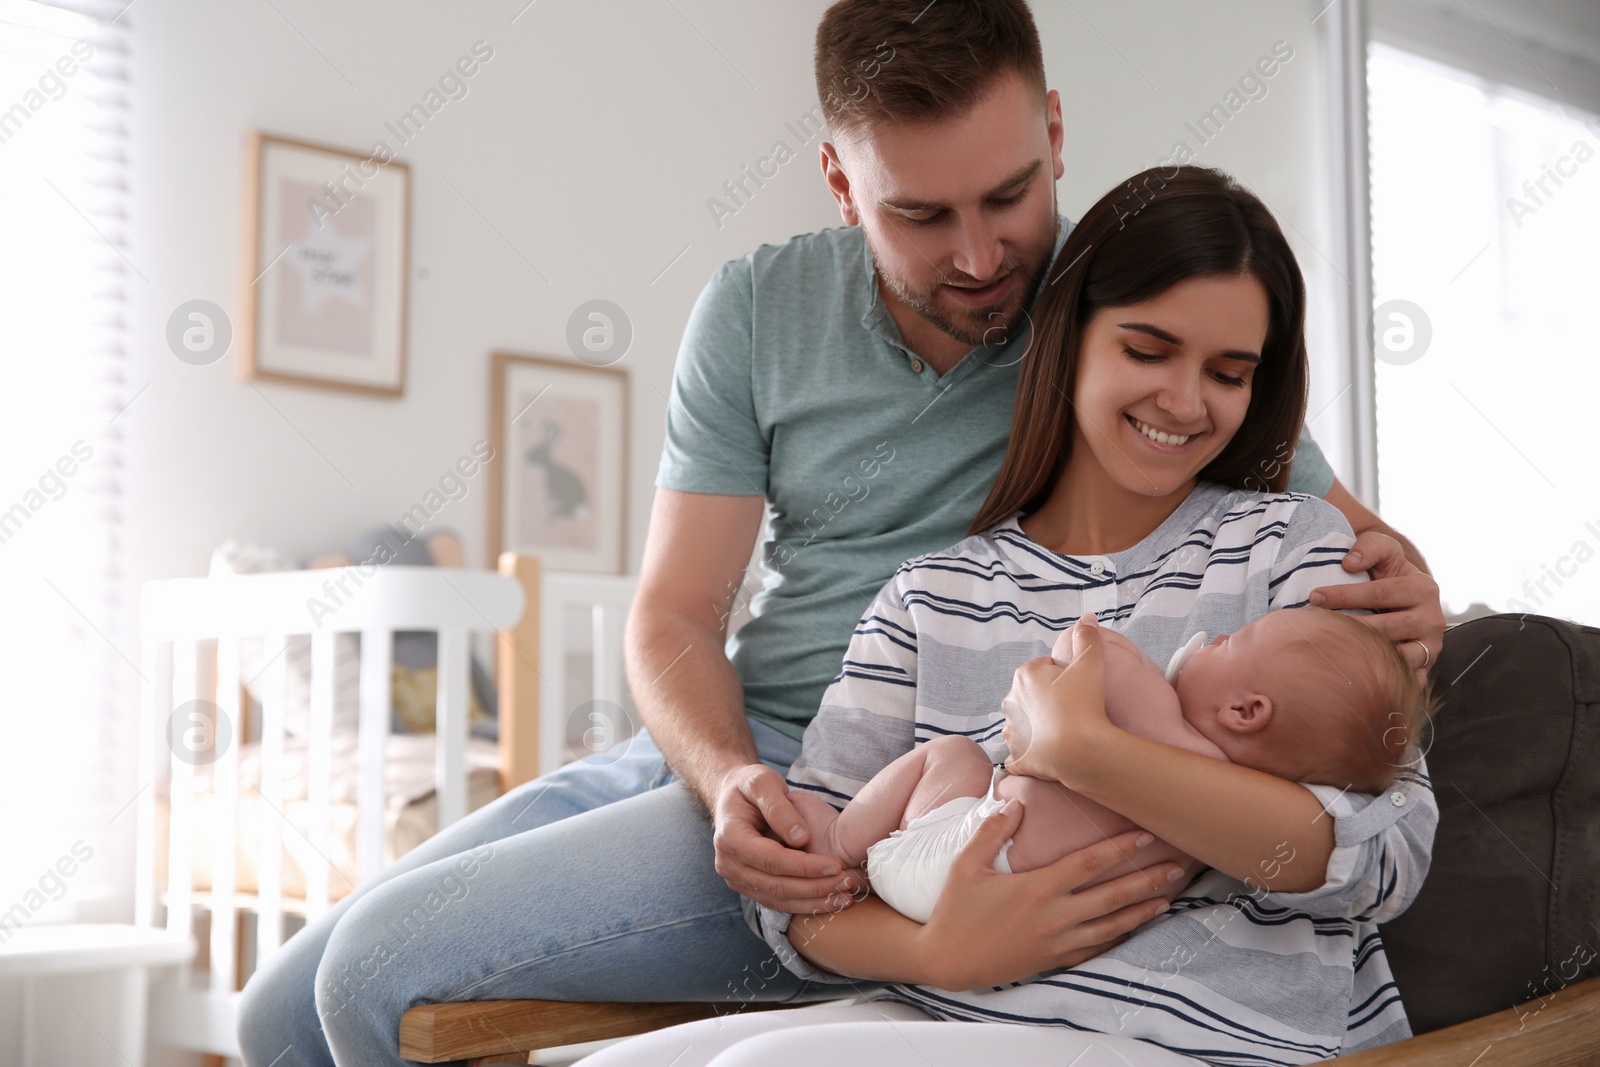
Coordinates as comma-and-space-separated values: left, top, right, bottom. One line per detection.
655, 219, 1334, 740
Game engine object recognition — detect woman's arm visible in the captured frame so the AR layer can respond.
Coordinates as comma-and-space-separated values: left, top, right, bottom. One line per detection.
1005, 614, 1334, 893
760, 566, 1188, 989
753, 594, 1180, 988
744, 569, 928, 983
790, 815, 1183, 989
1255, 496, 1438, 916
1005, 494, 1431, 897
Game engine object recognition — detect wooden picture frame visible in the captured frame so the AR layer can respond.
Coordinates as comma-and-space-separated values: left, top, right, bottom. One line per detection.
239, 130, 410, 396
488, 352, 629, 574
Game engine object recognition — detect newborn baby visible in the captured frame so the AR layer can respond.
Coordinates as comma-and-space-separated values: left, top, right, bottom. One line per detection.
789, 606, 1426, 923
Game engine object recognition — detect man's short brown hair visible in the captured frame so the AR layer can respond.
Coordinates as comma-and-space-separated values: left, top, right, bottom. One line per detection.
814, 0, 1046, 139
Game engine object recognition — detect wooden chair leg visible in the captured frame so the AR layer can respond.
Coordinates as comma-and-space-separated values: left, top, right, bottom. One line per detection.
235, 910, 249, 991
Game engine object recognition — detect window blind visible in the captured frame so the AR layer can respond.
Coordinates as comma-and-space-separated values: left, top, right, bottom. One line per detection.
0, 0, 130, 920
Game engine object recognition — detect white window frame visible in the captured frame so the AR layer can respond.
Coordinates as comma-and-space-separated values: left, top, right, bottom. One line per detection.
1320, 0, 1600, 506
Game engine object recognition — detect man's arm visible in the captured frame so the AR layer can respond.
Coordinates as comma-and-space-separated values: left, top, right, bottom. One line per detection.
625, 488, 845, 913
1323, 476, 1431, 575
1313, 476, 1445, 676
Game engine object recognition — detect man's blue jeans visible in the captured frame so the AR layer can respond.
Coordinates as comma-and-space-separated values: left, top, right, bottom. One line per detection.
236, 719, 833, 1066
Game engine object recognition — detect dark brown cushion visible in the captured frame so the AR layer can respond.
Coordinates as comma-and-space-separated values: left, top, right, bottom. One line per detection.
1379, 613, 1600, 1033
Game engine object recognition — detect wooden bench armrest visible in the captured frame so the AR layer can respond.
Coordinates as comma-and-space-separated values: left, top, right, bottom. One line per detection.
401, 976, 1600, 1065
399, 999, 783, 1064
1327, 974, 1600, 1065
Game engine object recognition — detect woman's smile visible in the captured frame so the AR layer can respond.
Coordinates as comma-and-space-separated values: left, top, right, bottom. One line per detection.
1063, 273, 1269, 500
1125, 413, 1203, 452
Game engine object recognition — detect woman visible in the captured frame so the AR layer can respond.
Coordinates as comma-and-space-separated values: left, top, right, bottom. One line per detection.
579, 166, 1437, 1066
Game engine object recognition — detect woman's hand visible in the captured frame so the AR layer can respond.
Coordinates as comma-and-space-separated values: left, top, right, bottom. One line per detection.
1002, 613, 1114, 785
1310, 529, 1446, 681
912, 802, 1183, 990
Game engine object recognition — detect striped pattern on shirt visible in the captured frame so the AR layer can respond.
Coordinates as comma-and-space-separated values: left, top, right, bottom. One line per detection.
745, 482, 1438, 1066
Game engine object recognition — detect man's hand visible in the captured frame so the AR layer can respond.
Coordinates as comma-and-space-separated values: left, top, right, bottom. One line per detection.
1002, 613, 1113, 785
1310, 529, 1446, 680
913, 804, 1179, 990
711, 763, 858, 914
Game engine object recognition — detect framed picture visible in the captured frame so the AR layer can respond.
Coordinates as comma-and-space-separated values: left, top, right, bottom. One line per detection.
239, 131, 410, 396
489, 352, 629, 574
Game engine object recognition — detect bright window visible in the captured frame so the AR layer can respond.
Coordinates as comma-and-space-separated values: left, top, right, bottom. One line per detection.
1368, 42, 1600, 623
0, 0, 127, 920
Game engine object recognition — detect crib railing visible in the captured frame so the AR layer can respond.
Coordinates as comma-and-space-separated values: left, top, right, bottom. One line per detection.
540, 571, 639, 774
135, 564, 524, 1054
492, 556, 640, 780
137, 556, 641, 1057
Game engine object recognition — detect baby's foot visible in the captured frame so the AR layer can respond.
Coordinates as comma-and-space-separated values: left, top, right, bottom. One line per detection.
788, 789, 852, 866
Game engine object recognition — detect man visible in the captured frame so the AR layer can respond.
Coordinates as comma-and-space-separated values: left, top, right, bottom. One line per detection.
632, 0, 1441, 926
237, 3, 1445, 1063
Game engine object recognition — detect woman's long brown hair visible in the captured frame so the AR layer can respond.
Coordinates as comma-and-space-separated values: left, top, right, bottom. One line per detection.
968, 165, 1309, 537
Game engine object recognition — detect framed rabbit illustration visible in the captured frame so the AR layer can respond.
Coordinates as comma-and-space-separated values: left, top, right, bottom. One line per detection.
488, 351, 629, 573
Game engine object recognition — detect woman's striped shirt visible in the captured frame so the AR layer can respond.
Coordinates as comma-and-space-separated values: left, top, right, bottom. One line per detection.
745, 482, 1438, 1066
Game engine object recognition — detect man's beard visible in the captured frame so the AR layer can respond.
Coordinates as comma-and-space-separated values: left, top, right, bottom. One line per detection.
866, 201, 1058, 348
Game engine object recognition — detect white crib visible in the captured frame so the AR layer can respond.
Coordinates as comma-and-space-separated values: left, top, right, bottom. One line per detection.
133, 553, 635, 1061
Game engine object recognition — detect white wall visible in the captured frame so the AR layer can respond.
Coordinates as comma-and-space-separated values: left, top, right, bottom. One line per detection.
126, 0, 832, 582
110, 0, 1350, 931
29, 2, 1351, 1059
1036, 2, 1356, 478
125, 0, 1350, 594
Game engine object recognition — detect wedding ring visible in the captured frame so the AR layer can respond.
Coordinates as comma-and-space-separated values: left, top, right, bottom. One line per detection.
1411, 639, 1432, 669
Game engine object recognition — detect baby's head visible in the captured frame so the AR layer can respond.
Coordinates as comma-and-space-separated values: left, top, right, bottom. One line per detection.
1173, 607, 1434, 792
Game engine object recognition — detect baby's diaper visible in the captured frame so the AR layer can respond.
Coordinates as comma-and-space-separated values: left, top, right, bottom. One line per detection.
865, 767, 1013, 924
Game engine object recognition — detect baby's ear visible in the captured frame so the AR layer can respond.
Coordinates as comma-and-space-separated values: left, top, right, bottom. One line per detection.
1219, 694, 1274, 735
